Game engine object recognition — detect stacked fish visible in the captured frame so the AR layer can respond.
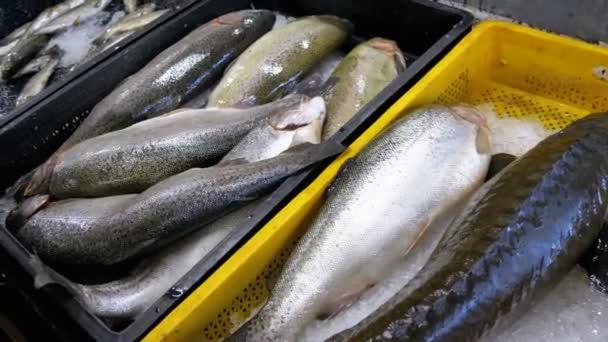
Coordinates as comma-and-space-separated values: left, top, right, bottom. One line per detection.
0, 0, 170, 108
229, 105, 608, 341
6, 9, 406, 321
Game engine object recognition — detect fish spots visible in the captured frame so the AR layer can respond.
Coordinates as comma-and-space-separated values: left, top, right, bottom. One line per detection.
153, 53, 210, 86
262, 62, 284, 76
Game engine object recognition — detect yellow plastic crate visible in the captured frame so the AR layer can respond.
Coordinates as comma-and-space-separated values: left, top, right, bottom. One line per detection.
144, 21, 608, 341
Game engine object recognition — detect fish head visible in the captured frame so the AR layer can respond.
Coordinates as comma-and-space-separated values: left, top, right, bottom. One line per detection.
216, 9, 276, 31
271, 96, 327, 146
368, 37, 406, 72
452, 105, 492, 155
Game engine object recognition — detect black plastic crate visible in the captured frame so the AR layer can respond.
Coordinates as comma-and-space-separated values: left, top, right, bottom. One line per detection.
0, 0, 473, 341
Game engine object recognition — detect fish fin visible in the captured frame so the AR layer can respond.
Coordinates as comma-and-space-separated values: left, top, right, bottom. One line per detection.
24, 153, 60, 196
316, 283, 376, 321
216, 158, 250, 167
5, 195, 50, 231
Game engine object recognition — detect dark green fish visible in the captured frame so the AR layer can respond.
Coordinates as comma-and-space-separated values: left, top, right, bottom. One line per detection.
15, 142, 343, 265
24, 10, 276, 196
322, 38, 404, 140
328, 112, 608, 341
208, 15, 352, 107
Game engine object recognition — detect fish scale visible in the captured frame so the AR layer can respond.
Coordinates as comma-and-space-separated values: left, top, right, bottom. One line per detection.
230, 106, 490, 341
329, 112, 608, 342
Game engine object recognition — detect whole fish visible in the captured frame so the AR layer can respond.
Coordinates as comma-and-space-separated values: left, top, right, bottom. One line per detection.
208, 15, 352, 107
24, 10, 276, 196
322, 38, 405, 140
124, 0, 138, 13
47, 96, 313, 198
15, 57, 59, 106
221, 97, 326, 164
231, 105, 491, 341
27, 0, 88, 34
36, 0, 112, 34
71, 199, 262, 319
94, 9, 168, 45
327, 112, 608, 342
13, 54, 53, 78
16, 141, 342, 264
0, 34, 49, 80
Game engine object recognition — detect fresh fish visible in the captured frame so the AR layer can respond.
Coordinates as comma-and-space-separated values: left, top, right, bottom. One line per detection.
15, 57, 59, 106
94, 9, 167, 45
124, 0, 138, 13
208, 15, 352, 107
0, 34, 49, 80
16, 141, 342, 265
91, 3, 157, 45
121, 2, 156, 21
36, 0, 112, 35
322, 38, 404, 140
221, 97, 326, 164
92, 31, 132, 56
0, 40, 17, 57
231, 105, 491, 341
24, 10, 276, 196
47, 96, 308, 198
71, 200, 262, 319
13, 54, 53, 78
28, 0, 88, 34
1, 21, 32, 44
327, 112, 608, 342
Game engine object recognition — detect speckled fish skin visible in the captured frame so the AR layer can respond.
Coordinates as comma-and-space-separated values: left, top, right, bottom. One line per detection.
208, 15, 352, 107
322, 38, 404, 140
24, 10, 276, 197
36, 0, 112, 34
230, 106, 491, 342
62, 9, 275, 145
15, 56, 59, 106
0, 34, 49, 80
221, 96, 326, 164
72, 200, 262, 319
18, 142, 341, 265
47, 96, 305, 198
327, 112, 608, 342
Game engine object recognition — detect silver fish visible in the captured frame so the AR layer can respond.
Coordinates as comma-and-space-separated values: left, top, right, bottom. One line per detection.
0, 40, 17, 57
47, 95, 308, 198
230, 105, 491, 341
221, 96, 326, 164
124, 0, 138, 14
0, 34, 49, 80
13, 54, 53, 78
36, 0, 112, 34
17, 141, 342, 265
28, 0, 88, 34
15, 57, 59, 106
94, 9, 167, 45
72, 199, 262, 319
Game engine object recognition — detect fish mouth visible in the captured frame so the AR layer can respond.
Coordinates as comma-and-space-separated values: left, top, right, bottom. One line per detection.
369, 38, 406, 71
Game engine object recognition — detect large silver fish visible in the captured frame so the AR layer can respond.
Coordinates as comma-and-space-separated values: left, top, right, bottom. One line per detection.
25, 10, 276, 196
221, 96, 326, 164
230, 105, 491, 341
71, 200, 262, 319
94, 8, 167, 45
327, 111, 608, 341
46, 96, 316, 198
16, 141, 342, 265
15, 56, 59, 106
